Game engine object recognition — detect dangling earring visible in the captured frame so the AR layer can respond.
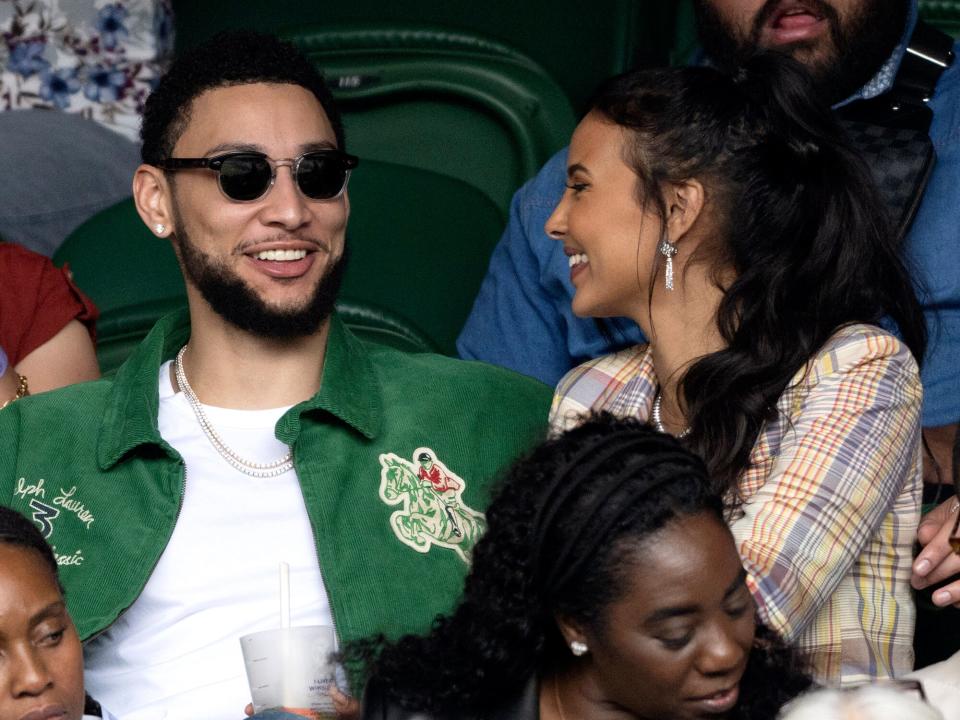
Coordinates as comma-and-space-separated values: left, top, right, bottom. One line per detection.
570, 640, 589, 657
659, 239, 678, 291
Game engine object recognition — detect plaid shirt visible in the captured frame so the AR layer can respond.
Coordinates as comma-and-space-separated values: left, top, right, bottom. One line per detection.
550, 324, 922, 685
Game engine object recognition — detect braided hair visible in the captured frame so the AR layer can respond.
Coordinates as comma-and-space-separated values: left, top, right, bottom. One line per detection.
347, 413, 811, 715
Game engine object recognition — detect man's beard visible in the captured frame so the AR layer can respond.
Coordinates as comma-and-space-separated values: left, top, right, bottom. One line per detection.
694, 0, 910, 104
174, 226, 346, 340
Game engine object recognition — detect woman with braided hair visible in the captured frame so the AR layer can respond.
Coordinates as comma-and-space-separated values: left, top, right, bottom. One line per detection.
0, 505, 116, 720
546, 52, 927, 684
354, 413, 812, 719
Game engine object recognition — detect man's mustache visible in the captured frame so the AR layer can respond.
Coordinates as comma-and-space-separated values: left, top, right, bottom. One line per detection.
749, 0, 841, 46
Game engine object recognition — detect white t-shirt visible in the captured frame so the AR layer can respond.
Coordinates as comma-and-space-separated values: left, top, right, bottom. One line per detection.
84, 362, 334, 720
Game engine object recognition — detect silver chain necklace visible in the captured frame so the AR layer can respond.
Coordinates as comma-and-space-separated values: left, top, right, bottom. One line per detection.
651, 391, 691, 439
174, 346, 294, 478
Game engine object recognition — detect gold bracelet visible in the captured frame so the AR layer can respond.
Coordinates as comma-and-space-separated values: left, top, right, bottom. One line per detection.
0, 373, 29, 410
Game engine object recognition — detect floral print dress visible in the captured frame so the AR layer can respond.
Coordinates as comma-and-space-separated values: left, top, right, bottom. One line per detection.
0, 0, 174, 141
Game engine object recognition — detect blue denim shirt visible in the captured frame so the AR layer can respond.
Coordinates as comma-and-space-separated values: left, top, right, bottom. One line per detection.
457, 2, 960, 426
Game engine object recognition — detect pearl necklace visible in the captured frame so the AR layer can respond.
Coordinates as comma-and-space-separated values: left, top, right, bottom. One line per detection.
174, 346, 294, 477
651, 391, 691, 439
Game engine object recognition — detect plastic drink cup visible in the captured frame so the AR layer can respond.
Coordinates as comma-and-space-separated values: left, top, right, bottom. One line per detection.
240, 625, 337, 717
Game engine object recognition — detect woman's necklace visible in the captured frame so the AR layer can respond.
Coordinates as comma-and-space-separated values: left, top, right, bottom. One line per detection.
175, 346, 294, 477
651, 390, 691, 439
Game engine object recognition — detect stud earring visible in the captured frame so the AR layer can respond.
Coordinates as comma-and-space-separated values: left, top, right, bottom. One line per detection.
155, 223, 166, 235
570, 640, 588, 657
659, 239, 678, 291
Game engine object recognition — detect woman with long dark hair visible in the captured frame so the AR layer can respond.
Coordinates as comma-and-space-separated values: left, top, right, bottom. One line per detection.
547, 53, 926, 685
355, 414, 812, 719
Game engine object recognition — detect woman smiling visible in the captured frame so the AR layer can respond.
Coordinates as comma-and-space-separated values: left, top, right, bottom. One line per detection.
547, 53, 926, 685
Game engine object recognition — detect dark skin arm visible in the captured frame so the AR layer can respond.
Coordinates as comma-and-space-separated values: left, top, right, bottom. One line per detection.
912, 424, 960, 608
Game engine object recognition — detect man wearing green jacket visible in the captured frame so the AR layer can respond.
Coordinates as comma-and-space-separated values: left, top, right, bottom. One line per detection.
0, 31, 550, 720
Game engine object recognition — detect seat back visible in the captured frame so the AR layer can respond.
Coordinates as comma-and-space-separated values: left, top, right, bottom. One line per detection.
173, 1, 673, 112
920, 1, 960, 36
52, 199, 185, 314
342, 159, 505, 353
282, 23, 576, 215
93, 296, 437, 376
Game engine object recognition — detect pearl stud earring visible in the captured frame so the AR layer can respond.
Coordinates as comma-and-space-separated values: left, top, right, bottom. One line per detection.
570, 640, 588, 657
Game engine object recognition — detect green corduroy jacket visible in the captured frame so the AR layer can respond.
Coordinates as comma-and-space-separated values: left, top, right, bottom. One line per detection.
0, 310, 550, 667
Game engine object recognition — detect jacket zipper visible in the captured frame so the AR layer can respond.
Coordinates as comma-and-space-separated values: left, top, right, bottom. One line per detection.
293, 451, 343, 647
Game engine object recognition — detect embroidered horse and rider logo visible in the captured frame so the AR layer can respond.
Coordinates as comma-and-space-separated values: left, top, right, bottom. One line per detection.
378, 447, 486, 563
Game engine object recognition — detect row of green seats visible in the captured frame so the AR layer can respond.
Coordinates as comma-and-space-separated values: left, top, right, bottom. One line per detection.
61, 3, 960, 373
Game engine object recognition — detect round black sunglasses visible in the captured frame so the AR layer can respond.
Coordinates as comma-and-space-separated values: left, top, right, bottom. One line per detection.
159, 150, 359, 202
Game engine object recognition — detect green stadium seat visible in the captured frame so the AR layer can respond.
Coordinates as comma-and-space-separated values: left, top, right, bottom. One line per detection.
53, 199, 186, 314
342, 159, 505, 353
282, 23, 577, 215
173, 0, 676, 113
92, 296, 437, 376
920, 1, 960, 35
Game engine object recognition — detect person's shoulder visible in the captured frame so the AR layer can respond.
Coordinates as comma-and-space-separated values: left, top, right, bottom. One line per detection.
821, 323, 913, 362
518, 146, 569, 204
531, 147, 569, 184
0, 378, 111, 476
555, 344, 651, 397
0, 376, 112, 429
802, 323, 918, 384
549, 344, 651, 433
8, 375, 111, 411
934, 37, 960, 90
0, 241, 49, 265
0, 241, 53, 285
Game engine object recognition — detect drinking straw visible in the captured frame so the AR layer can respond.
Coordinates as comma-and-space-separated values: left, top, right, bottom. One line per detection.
280, 561, 293, 708
280, 561, 291, 629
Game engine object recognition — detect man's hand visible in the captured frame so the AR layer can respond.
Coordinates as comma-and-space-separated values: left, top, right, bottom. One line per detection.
330, 685, 360, 718
243, 687, 360, 719
912, 496, 960, 607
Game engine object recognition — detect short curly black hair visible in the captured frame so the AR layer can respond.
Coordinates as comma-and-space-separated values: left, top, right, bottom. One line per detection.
0, 505, 61, 591
140, 30, 345, 165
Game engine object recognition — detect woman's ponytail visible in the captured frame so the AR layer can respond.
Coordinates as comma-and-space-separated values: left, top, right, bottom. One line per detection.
591, 53, 927, 494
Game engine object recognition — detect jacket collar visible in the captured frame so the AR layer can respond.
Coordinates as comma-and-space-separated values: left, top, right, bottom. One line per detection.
96, 309, 382, 470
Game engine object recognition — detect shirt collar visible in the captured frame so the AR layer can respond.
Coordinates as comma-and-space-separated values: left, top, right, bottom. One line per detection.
96, 309, 382, 469
837, 0, 918, 106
